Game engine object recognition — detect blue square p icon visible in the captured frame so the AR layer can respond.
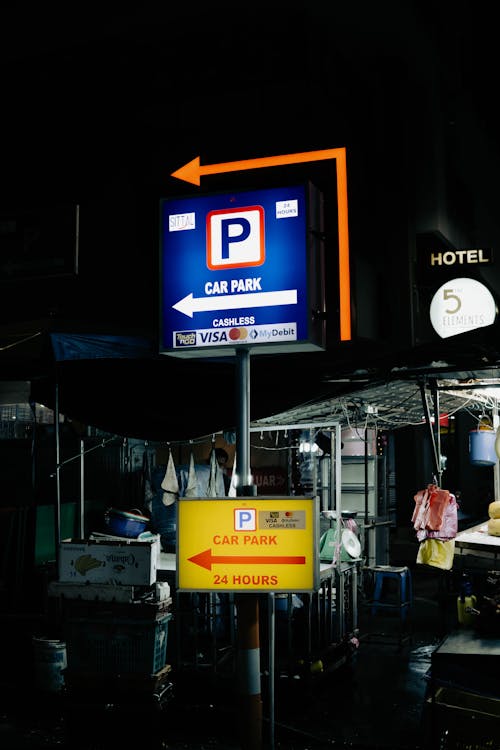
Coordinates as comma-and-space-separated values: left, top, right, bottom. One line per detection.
235, 508, 256, 531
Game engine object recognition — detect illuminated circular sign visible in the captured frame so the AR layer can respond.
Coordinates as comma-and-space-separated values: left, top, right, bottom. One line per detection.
429, 277, 497, 339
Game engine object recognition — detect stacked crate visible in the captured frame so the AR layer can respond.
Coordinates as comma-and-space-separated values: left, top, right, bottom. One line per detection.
49, 534, 173, 710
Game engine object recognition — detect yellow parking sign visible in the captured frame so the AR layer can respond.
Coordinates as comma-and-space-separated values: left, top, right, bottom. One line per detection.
176, 496, 319, 592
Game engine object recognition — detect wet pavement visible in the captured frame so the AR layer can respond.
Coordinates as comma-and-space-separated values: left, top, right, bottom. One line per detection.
0, 564, 452, 749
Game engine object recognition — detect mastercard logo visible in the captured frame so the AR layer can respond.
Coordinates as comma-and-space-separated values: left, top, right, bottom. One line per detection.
229, 328, 248, 341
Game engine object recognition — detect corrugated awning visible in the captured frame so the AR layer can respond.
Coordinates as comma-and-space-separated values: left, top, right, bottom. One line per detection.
251, 370, 500, 433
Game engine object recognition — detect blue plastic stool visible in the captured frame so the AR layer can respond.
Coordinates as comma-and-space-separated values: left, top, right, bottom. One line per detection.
370, 565, 412, 623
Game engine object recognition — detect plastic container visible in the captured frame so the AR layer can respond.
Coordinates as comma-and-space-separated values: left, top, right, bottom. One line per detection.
65, 611, 171, 674
104, 508, 149, 538
469, 429, 497, 466
32, 637, 67, 692
341, 428, 376, 456
457, 576, 477, 627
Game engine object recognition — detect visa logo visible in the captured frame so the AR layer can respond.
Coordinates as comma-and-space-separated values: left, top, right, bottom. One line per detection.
199, 331, 229, 343
206, 205, 265, 270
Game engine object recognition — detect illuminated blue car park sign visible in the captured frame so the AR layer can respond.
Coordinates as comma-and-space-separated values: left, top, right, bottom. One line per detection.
159, 183, 325, 358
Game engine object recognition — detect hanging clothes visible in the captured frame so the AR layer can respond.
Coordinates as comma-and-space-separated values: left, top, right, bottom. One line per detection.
412, 482, 458, 569
412, 485, 432, 531
416, 492, 458, 542
426, 486, 451, 531
412, 484, 455, 534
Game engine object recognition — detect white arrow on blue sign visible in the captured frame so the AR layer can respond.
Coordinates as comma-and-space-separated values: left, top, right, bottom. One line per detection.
172, 289, 298, 318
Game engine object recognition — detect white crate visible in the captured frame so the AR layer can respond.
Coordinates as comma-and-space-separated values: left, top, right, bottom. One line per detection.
48, 579, 171, 603
58, 536, 160, 586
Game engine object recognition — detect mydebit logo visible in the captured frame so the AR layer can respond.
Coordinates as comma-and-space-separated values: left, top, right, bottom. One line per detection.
207, 205, 265, 270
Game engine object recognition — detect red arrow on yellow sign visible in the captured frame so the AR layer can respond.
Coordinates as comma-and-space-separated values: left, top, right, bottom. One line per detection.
188, 548, 306, 571
170, 147, 352, 341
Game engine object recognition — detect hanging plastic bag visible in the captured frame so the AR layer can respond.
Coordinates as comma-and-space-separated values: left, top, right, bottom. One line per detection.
161, 450, 179, 506
416, 538, 455, 570
206, 446, 219, 497
228, 451, 237, 497
184, 451, 198, 498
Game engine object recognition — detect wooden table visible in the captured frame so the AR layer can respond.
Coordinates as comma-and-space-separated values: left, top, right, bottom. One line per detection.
454, 521, 500, 570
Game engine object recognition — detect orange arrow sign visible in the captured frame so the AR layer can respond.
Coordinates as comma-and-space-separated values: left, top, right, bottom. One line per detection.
188, 548, 306, 571
170, 147, 351, 341
171, 147, 345, 186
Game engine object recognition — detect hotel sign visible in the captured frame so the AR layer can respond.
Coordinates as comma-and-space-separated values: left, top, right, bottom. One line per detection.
425, 248, 492, 269
414, 238, 498, 345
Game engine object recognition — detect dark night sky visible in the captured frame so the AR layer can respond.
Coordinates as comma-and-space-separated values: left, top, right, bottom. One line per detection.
0, 6, 495, 190
0, 4, 498, 285
1, 3, 500, 441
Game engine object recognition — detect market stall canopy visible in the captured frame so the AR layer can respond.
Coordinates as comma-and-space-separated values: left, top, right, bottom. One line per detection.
0, 319, 237, 441
249, 327, 500, 433
2, 318, 500, 442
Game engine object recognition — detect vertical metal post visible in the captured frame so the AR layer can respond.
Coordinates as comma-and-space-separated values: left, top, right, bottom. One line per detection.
431, 382, 442, 486
320, 456, 330, 512
329, 430, 335, 512
54, 380, 61, 571
493, 403, 500, 500
267, 592, 276, 750
310, 427, 317, 500
334, 423, 342, 537
235, 348, 262, 750
79, 438, 85, 538
364, 427, 369, 524
30, 400, 37, 492
352, 563, 358, 632
419, 379, 441, 485
236, 348, 252, 492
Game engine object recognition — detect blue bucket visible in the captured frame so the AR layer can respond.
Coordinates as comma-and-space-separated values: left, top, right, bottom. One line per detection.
469, 429, 497, 466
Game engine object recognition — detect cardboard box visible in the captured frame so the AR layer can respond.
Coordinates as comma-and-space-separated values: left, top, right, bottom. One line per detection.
58, 536, 160, 586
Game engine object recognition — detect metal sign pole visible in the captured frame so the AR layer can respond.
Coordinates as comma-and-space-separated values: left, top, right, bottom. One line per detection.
493, 403, 500, 500
79, 438, 85, 538
235, 347, 262, 750
54, 380, 61, 572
